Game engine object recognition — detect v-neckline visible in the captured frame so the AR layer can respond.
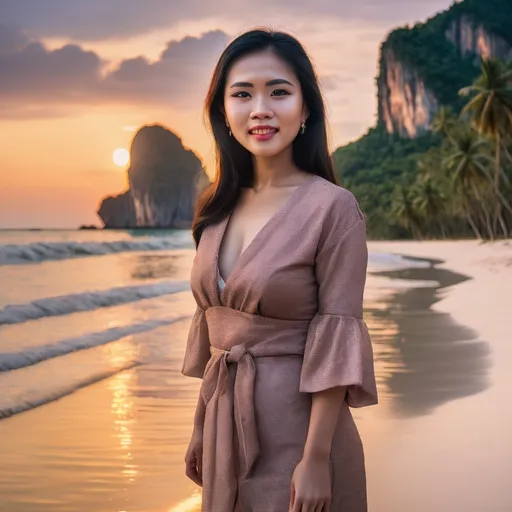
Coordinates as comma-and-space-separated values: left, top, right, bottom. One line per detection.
215, 174, 319, 299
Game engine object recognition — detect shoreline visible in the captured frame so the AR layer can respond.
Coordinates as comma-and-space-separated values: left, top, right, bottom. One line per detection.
0, 239, 510, 511
368, 239, 512, 339
364, 239, 512, 511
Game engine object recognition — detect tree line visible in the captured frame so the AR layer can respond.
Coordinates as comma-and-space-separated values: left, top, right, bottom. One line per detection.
388, 58, 512, 240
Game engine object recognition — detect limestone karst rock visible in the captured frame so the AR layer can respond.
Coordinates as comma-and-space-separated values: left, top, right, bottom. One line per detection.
97, 124, 208, 228
377, 3, 512, 139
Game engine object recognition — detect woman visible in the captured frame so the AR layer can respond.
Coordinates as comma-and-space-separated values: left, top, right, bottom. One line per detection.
182, 28, 378, 512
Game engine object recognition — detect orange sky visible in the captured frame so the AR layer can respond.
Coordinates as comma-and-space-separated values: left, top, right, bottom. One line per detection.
0, 1, 453, 228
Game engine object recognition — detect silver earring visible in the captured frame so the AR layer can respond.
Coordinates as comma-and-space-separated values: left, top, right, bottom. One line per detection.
300, 121, 306, 135
227, 124, 232, 136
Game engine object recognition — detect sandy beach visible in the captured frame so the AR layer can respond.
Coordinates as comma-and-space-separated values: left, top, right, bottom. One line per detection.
0, 237, 511, 511
363, 239, 512, 511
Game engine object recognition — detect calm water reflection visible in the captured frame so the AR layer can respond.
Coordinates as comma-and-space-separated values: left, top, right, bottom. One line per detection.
366, 263, 491, 418
0, 257, 496, 511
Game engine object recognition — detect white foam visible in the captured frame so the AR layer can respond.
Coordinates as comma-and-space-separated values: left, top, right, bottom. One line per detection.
0, 236, 194, 265
0, 281, 190, 325
0, 315, 190, 372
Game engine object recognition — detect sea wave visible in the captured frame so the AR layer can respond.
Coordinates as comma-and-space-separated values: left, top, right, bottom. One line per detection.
0, 237, 194, 265
0, 315, 190, 372
0, 362, 141, 420
0, 281, 190, 325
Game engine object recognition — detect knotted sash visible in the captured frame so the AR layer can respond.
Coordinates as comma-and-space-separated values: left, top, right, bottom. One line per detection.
199, 306, 310, 512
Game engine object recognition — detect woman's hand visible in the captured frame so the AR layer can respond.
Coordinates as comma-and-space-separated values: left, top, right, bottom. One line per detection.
185, 427, 203, 486
289, 454, 332, 512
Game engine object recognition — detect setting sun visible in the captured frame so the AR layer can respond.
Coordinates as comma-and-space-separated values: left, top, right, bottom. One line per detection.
113, 148, 130, 167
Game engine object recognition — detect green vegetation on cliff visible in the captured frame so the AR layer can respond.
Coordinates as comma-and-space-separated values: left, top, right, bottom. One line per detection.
334, 128, 441, 238
335, 0, 512, 239
380, 0, 512, 112
448, 0, 512, 43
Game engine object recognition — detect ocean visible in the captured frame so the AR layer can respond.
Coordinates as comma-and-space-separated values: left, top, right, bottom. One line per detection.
0, 229, 446, 512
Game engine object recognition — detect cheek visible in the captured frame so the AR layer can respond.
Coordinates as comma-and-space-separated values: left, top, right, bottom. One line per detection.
277, 98, 303, 125
224, 100, 249, 126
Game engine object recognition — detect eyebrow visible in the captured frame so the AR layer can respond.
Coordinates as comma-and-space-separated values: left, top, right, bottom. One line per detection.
229, 78, 294, 88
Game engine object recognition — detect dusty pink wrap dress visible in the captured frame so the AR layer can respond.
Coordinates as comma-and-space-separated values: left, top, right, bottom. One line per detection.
182, 175, 378, 512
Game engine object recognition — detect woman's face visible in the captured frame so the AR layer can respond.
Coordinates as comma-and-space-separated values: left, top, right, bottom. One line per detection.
223, 49, 308, 158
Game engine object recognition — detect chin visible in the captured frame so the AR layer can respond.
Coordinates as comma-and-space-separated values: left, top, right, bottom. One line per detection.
249, 147, 285, 158
244, 138, 293, 159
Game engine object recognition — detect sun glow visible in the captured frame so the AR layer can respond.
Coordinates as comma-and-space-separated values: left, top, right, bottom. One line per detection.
113, 148, 130, 167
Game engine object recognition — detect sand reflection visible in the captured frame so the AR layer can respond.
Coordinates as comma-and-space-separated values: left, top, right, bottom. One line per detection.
367, 262, 492, 417
108, 359, 138, 483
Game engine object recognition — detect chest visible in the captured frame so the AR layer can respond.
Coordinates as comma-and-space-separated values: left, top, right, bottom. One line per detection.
218, 187, 299, 282
190, 176, 326, 317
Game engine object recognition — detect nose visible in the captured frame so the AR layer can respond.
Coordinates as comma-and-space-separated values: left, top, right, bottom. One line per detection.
250, 96, 274, 120
250, 109, 274, 120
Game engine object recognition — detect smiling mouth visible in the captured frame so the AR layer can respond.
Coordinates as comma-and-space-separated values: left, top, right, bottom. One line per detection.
248, 128, 279, 135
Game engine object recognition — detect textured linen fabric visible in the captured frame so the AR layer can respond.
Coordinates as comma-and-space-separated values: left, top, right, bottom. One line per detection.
182, 174, 378, 512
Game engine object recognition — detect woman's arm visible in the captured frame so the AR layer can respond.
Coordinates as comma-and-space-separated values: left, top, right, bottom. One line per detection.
291, 193, 378, 511
193, 392, 206, 431
303, 386, 346, 460
185, 392, 207, 487
290, 387, 346, 512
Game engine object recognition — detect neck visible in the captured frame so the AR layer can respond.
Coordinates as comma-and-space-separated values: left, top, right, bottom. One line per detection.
251, 147, 300, 191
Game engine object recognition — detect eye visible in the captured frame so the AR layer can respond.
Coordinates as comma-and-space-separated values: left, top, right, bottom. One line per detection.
232, 91, 251, 98
271, 89, 290, 96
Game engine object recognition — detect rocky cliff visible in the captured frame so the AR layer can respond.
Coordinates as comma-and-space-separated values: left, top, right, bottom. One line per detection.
378, 3, 512, 138
378, 48, 439, 138
445, 15, 512, 62
97, 125, 207, 229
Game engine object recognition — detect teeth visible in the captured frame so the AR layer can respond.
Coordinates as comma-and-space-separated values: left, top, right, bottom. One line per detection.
251, 129, 276, 135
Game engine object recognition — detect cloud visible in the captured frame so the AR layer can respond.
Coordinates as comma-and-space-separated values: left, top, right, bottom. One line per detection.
0, 24, 229, 115
0, 0, 454, 41
0, 0, 232, 41
102, 30, 229, 101
0, 24, 104, 101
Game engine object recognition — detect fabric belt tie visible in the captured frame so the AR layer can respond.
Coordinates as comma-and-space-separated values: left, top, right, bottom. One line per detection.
198, 306, 310, 512
201, 344, 259, 477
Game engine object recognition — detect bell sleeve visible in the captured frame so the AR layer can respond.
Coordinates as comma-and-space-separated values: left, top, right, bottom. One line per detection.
299, 194, 378, 408
181, 305, 211, 379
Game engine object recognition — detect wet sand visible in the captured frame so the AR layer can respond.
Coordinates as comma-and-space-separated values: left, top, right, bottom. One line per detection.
0, 240, 510, 511
362, 239, 512, 511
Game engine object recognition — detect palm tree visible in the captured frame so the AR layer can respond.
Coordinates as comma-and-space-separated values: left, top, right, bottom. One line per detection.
431, 106, 458, 142
459, 58, 512, 236
451, 185, 484, 240
390, 183, 423, 239
412, 173, 448, 238
444, 126, 495, 238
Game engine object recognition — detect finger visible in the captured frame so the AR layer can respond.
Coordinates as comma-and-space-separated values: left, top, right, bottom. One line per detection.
291, 497, 302, 512
289, 482, 295, 511
187, 468, 202, 486
314, 502, 325, 512
323, 499, 331, 512
305, 500, 316, 512
185, 458, 202, 486
185, 462, 199, 485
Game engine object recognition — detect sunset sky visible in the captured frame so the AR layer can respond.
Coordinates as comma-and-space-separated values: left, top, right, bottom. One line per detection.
0, 0, 454, 228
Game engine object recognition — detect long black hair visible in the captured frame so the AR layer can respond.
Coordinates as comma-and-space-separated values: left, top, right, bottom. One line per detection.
192, 28, 338, 246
